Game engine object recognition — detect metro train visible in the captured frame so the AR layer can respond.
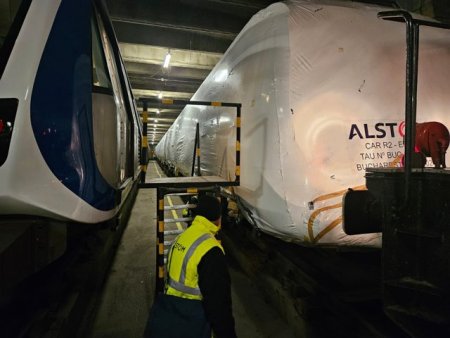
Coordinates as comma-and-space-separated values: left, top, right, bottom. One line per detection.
0, 0, 141, 285
155, 0, 450, 247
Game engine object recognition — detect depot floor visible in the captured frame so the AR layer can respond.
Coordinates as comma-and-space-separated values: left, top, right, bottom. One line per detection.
87, 161, 297, 338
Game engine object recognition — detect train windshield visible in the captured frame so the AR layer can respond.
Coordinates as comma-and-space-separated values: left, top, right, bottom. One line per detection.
0, 0, 28, 77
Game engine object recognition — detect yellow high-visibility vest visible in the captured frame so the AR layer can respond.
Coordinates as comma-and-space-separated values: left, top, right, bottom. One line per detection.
165, 215, 224, 300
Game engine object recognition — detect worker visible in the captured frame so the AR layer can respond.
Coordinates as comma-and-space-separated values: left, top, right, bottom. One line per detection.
144, 194, 237, 338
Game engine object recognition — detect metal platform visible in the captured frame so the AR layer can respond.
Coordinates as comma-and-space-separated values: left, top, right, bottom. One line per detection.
366, 167, 450, 175
138, 172, 239, 293
139, 175, 239, 189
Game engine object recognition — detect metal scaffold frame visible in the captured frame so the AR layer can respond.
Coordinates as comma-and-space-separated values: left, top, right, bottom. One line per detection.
138, 98, 241, 294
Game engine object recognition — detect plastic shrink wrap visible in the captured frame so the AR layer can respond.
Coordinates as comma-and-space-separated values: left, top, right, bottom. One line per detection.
155, 0, 450, 247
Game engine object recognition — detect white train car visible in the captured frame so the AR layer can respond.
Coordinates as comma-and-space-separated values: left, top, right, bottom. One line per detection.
0, 0, 141, 282
155, 0, 450, 247
0, 0, 141, 222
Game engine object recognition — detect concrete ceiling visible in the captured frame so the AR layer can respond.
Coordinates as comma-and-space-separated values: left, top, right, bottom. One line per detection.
105, 0, 277, 145
105, 0, 449, 146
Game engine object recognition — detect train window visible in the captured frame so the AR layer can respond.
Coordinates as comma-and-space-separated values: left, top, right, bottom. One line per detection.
0, 0, 30, 78
95, 4, 141, 180
0, 98, 18, 166
91, 16, 112, 89
94, 8, 130, 184
0, 0, 21, 50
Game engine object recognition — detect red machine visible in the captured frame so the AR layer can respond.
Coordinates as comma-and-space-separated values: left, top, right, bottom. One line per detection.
415, 121, 450, 168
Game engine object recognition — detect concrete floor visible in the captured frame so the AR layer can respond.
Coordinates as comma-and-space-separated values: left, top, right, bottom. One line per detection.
88, 161, 297, 338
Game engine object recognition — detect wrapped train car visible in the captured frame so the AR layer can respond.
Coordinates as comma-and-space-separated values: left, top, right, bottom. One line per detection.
155, 0, 450, 247
0, 0, 141, 283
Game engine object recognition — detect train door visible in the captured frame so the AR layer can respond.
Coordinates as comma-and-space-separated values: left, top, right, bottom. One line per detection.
91, 5, 134, 193
116, 52, 141, 181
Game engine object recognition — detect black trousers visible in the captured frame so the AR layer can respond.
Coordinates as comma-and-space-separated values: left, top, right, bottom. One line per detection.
144, 293, 211, 338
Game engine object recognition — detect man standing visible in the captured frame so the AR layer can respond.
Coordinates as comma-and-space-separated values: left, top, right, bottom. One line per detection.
145, 194, 237, 338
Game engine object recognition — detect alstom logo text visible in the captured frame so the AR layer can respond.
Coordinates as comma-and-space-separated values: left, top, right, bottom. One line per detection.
349, 122, 405, 140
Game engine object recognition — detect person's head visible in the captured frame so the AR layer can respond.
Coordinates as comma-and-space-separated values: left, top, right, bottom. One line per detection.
195, 195, 222, 226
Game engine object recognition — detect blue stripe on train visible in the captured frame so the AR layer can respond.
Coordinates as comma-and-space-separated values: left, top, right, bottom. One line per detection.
31, 0, 115, 211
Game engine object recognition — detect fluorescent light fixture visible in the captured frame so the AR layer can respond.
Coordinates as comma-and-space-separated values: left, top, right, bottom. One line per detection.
155, 119, 158, 123
163, 51, 171, 68
156, 109, 160, 114
158, 92, 163, 99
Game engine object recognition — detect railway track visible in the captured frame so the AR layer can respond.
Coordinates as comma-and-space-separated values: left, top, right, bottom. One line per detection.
222, 219, 409, 337
0, 184, 138, 338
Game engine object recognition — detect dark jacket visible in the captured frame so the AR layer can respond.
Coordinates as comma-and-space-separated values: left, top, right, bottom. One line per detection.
198, 246, 237, 338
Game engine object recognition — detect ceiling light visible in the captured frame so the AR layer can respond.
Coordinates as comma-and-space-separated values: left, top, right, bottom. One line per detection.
158, 91, 163, 99
155, 119, 158, 123
163, 51, 171, 68
156, 109, 160, 114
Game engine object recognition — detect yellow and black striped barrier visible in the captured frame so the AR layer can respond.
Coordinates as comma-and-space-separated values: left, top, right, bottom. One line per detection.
235, 105, 241, 184
140, 102, 149, 183
156, 188, 165, 294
